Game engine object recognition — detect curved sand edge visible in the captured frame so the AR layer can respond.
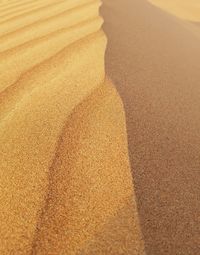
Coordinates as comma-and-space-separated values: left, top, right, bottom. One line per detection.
0, 0, 144, 254
32, 78, 145, 254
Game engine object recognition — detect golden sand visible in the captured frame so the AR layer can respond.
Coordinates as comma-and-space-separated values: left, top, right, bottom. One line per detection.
0, 0, 144, 254
32, 79, 144, 254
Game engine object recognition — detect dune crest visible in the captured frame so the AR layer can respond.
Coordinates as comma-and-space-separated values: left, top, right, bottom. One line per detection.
0, 0, 144, 254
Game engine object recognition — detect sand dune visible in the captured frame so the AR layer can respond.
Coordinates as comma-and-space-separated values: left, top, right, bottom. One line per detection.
0, 32, 104, 253
3, 0, 199, 253
32, 79, 144, 254
0, 0, 144, 254
148, 0, 200, 21
101, 0, 200, 254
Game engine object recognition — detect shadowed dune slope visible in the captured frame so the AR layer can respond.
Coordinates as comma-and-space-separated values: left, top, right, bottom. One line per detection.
0, 0, 144, 254
101, 0, 200, 254
148, 0, 200, 21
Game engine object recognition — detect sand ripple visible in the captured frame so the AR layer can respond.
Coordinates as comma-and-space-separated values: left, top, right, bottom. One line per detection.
0, 0, 144, 254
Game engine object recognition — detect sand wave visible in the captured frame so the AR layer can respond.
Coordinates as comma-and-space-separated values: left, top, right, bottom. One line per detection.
0, 0, 93, 36
0, 0, 144, 254
0, 0, 65, 22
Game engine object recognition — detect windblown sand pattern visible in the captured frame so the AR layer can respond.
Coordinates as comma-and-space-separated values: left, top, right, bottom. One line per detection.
0, 0, 145, 254
2, 0, 199, 254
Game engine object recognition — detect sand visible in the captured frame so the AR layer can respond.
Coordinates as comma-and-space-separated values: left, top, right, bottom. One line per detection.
0, 0, 144, 254
101, 0, 200, 254
148, 0, 200, 21
1, 0, 199, 254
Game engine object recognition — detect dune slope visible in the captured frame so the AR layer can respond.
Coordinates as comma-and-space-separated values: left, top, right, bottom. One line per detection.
32, 79, 145, 255
148, 0, 200, 21
0, 0, 144, 254
101, 0, 200, 254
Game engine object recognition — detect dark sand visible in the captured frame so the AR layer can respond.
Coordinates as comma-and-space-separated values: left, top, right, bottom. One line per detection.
101, 0, 200, 254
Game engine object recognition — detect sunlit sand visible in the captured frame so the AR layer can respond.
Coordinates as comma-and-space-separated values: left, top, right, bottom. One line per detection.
1, 0, 199, 254
0, 0, 144, 254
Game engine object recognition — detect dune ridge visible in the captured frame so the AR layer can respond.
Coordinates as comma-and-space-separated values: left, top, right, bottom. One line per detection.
0, 32, 106, 254
0, 0, 144, 254
32, 79, 145, 254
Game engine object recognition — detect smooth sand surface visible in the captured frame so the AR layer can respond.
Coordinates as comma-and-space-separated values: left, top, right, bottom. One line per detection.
148, 0, 200, 21
101, 0, 200, 254
0, 0, 144, 254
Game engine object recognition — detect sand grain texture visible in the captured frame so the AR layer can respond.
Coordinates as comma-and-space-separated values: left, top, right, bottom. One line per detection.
0, 0, 144, 254
101, 0, 200, 254
148, 0, 200, 21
